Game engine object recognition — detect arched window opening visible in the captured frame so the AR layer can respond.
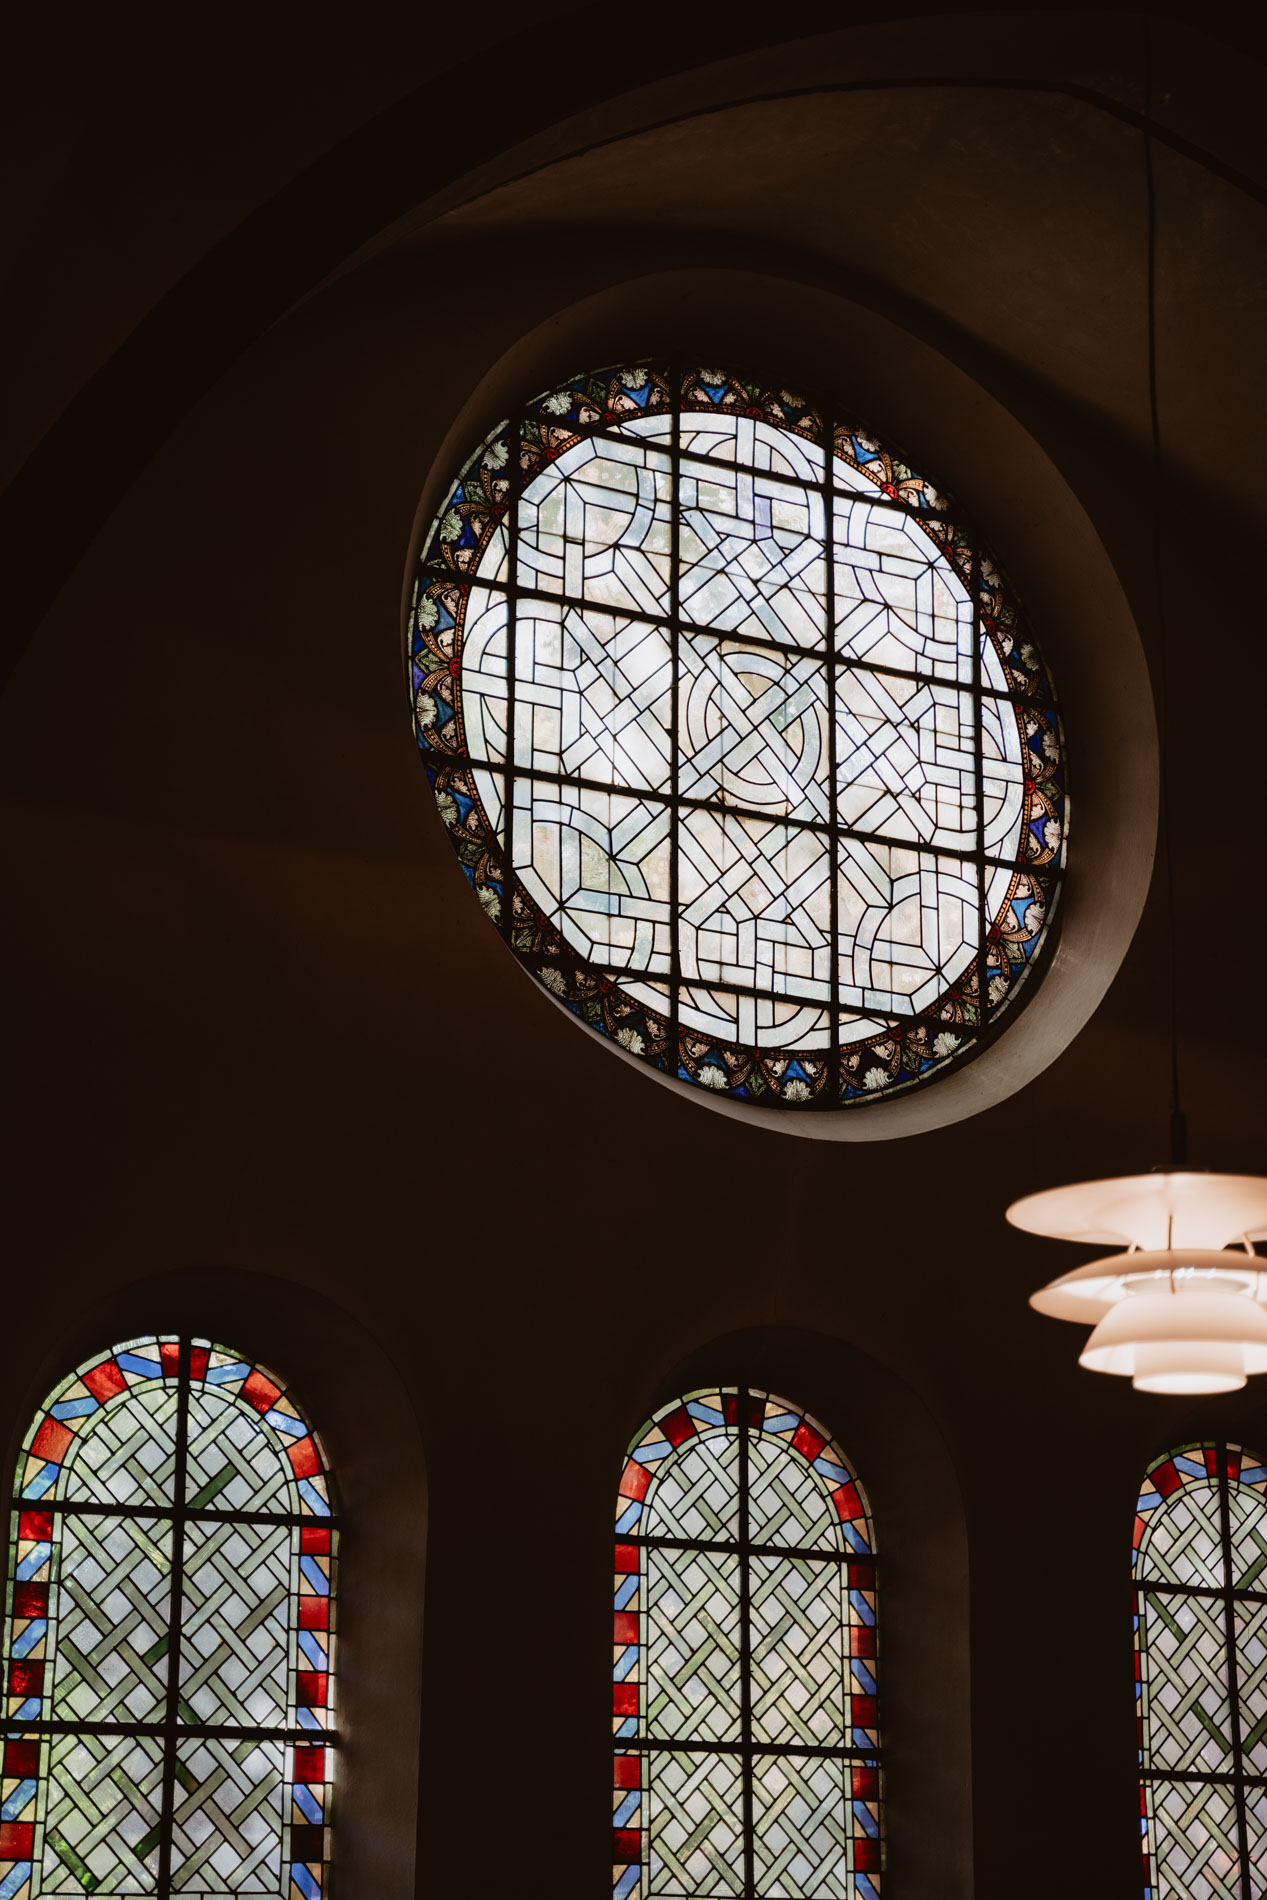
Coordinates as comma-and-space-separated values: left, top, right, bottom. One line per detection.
1134, 1442, 1267, 1900
0, 1335, 337, 1900
613, 1387, 881, 1899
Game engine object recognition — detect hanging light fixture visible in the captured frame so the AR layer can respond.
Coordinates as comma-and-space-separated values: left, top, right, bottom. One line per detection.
1009, 19, 1267, 1393
1012, 1176, 1267, 1393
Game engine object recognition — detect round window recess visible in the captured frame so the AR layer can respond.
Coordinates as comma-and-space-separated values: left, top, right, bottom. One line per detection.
408, 362, 1067, 1118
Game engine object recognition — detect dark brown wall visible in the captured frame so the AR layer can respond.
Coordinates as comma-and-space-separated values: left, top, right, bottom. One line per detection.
3, 7, 1266, 1895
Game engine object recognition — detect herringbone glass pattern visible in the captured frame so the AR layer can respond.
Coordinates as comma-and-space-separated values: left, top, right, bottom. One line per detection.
752, 1756, 849, 1899
1237, 1603, 1267, 1774
750, 1559, 846, 1747
169, 1739, 283, 1893
184, 1391, 292, 1518
41, 1730, 166, 1893
1, 1338, 337, 1900
616, 1389, 880, 1900
640, 1436, 743, 1545
1231, 1490, 1267, 1593
1135, 1445, 1267, 1900
747, 1443, 839, 1554
179, 1523, 290, 1729
1149, 1779, 1242, 1900
647, 1751, 745, 1897
646, 1549, 742, 1741
1140, 1594, 1233, 1772
58, 1387, 181, 1512
50, 1517, 173, 1724
1138, 1483, 1225, 1589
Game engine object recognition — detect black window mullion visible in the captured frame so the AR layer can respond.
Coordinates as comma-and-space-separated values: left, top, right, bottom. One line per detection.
442, 749, 1023, 878
3, 1720, 334, 1744
501, 409, 520, 957
972, 541, 989, 1025
154, 1337, 191, 1900
823, 412, 840, 1100
669, 366, 681, 1071
740, 1389, 755, 1900
31, 1499, 340, 1531
629, 1531, 864, 1567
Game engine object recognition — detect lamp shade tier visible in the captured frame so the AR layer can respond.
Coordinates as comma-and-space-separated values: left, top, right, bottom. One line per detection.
1078, 1289, 1267, 1394
1007, 1172, 1267, 1250
1029, 1250, 1264, 1322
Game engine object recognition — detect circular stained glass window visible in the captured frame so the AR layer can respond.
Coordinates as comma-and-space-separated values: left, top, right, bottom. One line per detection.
408, 362, 1066, 1112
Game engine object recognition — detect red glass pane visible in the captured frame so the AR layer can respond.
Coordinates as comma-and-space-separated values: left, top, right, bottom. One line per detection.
288, 1438, 321, 1480
242, 1370, 281, 1414
82, 1361, 126, 1404
30, 1419, 72, 1465
293, 1747, 325, 1785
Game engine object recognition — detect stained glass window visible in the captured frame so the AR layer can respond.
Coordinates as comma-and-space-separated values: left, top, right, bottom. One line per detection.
409, 362, 1066, 1111
1134, 1442, 1267, 1899
0, 1336, 336, 1900
613, 1389, 880, 1899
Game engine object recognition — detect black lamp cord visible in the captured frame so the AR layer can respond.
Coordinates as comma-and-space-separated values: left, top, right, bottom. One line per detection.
1143, 14, 1187, 1171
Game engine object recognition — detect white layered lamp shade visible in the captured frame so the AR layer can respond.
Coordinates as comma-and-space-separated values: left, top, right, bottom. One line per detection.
1009, 1174, 1267, 1394
1079, 1276, 1267, 1393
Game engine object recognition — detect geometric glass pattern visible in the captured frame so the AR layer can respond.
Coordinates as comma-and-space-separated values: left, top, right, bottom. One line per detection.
0, 1337, 336, 1900
1134, 1442, 1267, 1900
410, 362, 1067, 1111
613, 1389, 880, 1898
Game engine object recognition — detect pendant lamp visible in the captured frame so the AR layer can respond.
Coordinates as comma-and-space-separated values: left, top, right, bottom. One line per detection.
1012, 1178, 1267, 1393
1009, 22, 1267, 1393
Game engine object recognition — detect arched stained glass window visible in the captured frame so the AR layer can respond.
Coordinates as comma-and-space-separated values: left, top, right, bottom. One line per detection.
1134, 1442, 1267, 1900
410, 361, 1066, 1114
0, 1336, 337, 1900
613, 1388, 880, 1899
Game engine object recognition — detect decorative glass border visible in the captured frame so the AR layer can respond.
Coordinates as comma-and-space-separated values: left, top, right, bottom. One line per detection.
409, 361, 1067, 1111
1133, 1442, 1267, 1900
612, 1387, 882, 1899
0, 1336, 336, 1900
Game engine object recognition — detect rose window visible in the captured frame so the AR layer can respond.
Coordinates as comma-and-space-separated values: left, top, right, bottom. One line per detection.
409, 362, 1066, 1112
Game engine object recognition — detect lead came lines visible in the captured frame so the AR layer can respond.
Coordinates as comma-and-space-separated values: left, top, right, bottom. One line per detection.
620, 1388, 881, 1898
1136, 1442, 1267, 1900
495, 391, 1025, 1036
0, 1337, 338, 1900
419, 365, 1065, 1104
